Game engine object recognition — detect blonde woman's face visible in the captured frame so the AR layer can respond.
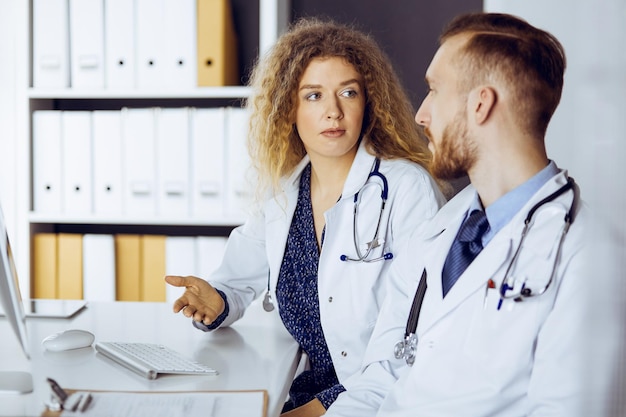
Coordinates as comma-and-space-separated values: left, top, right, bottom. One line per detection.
295, 57, 365, 163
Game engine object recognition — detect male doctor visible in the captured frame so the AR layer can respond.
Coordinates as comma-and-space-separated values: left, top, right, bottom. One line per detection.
324, 12, 623, 417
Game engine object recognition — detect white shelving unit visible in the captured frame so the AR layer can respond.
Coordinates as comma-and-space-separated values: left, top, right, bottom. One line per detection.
11, 0, 290, 297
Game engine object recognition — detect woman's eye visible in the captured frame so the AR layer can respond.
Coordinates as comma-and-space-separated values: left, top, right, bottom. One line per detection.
305, 92, 321, 101
341, 89, 358, 98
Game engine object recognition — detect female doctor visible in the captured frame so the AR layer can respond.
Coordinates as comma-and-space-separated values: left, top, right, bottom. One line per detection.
166, 18, 445, 417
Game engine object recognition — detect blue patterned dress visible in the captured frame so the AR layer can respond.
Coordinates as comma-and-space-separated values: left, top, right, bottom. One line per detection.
277, 163, 345, 412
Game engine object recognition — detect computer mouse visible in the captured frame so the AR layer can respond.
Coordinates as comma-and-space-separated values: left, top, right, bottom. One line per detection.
42, 329, 95, 352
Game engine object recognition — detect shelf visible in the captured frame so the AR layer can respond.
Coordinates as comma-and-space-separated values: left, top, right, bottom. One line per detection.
28, 86, 252, 100
28, 212, 244, 227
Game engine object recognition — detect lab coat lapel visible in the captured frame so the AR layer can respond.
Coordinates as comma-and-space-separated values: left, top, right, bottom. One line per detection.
264, 158, 307, 284
415, 186, 511, 334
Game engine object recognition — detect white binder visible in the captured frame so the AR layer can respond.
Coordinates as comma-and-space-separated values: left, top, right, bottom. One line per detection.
195, 236, 227, 279
190, 107, 226, 219
225, 107, 253, 222
165, 236, 197, 303
32, 0, 70, 88
92, 111, 123, 215
162, 0, 197, 89
135, 0, 166, 89
121, 107, 157, 216
32, 111, 63, 213
156, 108, 191, 217
69, 0, 105, 89
61, 111, 93, 215
103, 0, 136, 89
83, 234, 116, 302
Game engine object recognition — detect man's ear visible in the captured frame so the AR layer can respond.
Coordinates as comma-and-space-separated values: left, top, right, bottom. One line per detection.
472, 86, 497, 125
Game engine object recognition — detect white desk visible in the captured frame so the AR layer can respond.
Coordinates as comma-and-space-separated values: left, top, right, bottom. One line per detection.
0, 300, 300, 417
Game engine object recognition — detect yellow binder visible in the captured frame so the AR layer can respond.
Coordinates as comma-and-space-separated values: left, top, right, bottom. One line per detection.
140, 235, 166, 302
57, 233, 83, 300
115, 234, 141, 301
197, 0, 239, 86
32, 233, 58, 299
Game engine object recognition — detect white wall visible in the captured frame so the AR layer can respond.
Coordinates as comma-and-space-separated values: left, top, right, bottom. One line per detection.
484, 0, 626, 240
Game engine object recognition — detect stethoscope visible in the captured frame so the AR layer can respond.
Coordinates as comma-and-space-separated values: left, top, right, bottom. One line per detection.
496, 177, 578, 309
263, 158, 394, 312
394, 177, 579, 365
340, 158, 393, 263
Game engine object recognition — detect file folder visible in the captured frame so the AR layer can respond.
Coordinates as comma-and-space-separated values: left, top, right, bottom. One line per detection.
162, 0, 197, 89
135, 0, 166, 89
197, 0, 239, 86
156, 108, 191, 217
32, 111, 63, 214
115, 234, 141, 301
57, 233, 83, 300
83, 234, 116, 302
190, 107, 225, 219
92, 111, 123, 216
33, 0, 70, 88
165, 236, 197, 303
195, 236, 227, 279
32, 233, 58, 299
104, 0, 136, 89
69, 0, 105, 89
61, 111, 93, 215
225, 107, 253, 221
121, 108, 157, 217
140, 235, 166, 302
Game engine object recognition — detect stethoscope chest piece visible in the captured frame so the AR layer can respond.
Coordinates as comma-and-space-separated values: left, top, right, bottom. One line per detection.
394, 333, 417, 366
263, 290, 275, 312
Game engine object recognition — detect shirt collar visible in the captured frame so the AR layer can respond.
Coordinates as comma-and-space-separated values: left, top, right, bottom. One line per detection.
468, 160, 559, 244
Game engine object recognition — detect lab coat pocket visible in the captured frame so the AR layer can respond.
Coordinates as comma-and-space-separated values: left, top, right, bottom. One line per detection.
462, 287, 544, 385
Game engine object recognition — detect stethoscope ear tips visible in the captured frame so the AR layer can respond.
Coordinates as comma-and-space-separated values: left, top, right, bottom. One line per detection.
340, 255, 348, 261
383, 253, 393, 260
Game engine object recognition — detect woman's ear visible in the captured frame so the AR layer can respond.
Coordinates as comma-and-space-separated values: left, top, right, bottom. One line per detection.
472, 86, 497, 125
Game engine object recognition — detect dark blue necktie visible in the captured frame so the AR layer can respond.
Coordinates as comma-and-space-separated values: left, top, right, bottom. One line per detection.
441, 210, 489, 297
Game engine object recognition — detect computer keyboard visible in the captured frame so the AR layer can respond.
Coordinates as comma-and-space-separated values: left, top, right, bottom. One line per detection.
95, 341, 218, 380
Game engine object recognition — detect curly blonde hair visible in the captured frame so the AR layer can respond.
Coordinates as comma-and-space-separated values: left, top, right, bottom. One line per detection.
246, 17, 432, 196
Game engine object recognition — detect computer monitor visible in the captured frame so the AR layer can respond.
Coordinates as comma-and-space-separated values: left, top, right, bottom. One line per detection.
0, 204, 33, 393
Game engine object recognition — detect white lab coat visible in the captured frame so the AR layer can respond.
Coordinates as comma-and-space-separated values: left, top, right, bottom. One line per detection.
326, 170, 623, 416
202, 139, 446, 385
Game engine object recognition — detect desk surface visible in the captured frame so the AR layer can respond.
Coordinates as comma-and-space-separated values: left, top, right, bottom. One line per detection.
0, 300, 300, 417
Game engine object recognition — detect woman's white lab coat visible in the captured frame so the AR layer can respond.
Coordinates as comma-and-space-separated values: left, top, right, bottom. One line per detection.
325, 170, 620, 416
201, 139, 445, 384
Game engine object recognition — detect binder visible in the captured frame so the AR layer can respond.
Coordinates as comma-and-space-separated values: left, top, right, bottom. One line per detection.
165, 236, 197, 303
103, 0, 136, 89
197, 0, 239, 86
69, 0, 105, 89
57, 233, 83, 300
32, 111, 63, 214
135, 0, 166, 89
83, 234, 116, 302
190, 107, 226, 219
156, 108, 191, 217
92, 110, 123, 215
225, 107, 253, 221
121, 108, 157, 217
140, 235, 166, 302
162, 0, 197, 89
115, 234, 141, 301
195, 236, 227, 279
31, 233, 58, 299
32, 0, 70, 88
61, 111, 93, 215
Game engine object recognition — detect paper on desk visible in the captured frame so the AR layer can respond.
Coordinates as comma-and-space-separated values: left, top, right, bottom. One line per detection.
59, 391, 266, 417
